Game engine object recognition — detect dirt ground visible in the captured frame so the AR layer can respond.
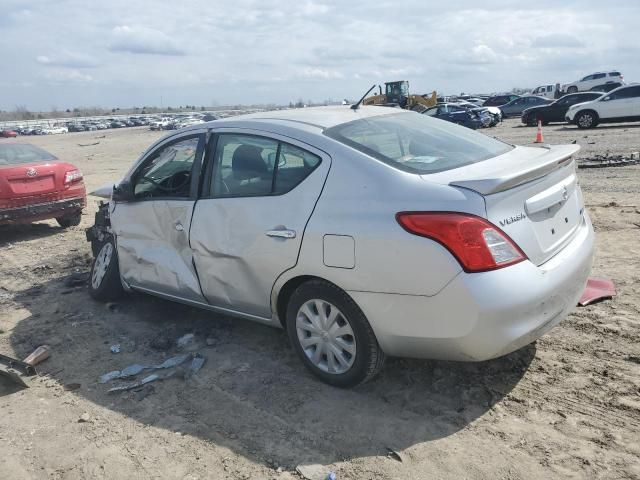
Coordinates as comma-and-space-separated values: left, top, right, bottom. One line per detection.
1, 118, 639, 480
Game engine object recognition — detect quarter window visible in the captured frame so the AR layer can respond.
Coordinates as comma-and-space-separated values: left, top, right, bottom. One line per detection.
273, 143, 321, 194
133, 136, 201, 199
211, 134, 321, 197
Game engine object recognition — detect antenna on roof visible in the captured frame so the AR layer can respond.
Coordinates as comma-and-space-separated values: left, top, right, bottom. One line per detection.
351, 84, 377, 110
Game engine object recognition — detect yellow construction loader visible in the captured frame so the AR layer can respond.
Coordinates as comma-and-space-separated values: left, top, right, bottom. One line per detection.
362, 80, 437, 111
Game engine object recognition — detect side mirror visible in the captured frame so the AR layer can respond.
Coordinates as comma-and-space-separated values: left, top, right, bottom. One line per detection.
112, 181, 134, 202
601, 96, 610, 102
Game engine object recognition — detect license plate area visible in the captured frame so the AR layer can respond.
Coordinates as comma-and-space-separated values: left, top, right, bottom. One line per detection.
10, 176, 55, 194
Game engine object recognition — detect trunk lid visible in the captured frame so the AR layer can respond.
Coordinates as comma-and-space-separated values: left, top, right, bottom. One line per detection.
422, 145, 585, 266
0, 162, 74, 207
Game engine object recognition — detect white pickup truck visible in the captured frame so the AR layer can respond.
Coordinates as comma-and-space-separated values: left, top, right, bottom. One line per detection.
531, 84, 561, 99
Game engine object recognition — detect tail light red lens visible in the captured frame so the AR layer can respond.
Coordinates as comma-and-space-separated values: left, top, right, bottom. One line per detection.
64, 169, 83, 185
396, 212, 527, 272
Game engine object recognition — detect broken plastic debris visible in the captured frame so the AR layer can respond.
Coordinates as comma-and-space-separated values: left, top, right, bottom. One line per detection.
119, 364, 148, 378
176, 333, 196, 350
186, 354, 206, 378
110, 344, 121, 354
23, 345, 51, 366
578, 277, 616, 306
326, 473, 337, 480
99, 370, 121, 384
155, 353, 192, 369
108, 371, 176, 393
296, 464, 332, 480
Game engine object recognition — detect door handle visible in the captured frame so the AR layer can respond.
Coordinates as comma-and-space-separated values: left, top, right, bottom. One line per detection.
174, 223, 184, 232
265, 229, 296, 239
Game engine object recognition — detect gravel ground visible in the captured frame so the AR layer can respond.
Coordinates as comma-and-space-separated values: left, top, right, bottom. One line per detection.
1, 117, 639, 480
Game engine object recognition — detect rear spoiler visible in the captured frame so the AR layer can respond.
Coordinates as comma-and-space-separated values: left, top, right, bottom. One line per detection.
449, 144, 580, 195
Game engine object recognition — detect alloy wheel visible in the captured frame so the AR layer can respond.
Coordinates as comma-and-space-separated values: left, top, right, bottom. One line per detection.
578, 113, 594, 128
296, 299, 356, 374
92, 242, 113, 289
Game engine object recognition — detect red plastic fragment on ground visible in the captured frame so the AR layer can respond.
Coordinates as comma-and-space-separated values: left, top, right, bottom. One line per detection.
578, 277, 616, 306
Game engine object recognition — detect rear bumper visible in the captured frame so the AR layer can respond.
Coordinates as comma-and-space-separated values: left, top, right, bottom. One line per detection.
0, 197, 85, 224
349, 213, 594, 361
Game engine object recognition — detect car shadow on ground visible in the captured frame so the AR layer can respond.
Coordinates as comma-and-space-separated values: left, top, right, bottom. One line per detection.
0, 222, 66, 246
7, 275, 534, 468
559, 123, 640, 132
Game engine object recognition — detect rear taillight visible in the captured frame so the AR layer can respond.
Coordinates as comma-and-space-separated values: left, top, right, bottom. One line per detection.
396, 212, 526, 272
64, 169, 83, 185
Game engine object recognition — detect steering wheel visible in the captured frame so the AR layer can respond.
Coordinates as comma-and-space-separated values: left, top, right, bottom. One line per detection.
141, 171, 190, 193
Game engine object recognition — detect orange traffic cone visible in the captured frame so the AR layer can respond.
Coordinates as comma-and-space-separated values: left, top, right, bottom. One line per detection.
534, 120, 544, 143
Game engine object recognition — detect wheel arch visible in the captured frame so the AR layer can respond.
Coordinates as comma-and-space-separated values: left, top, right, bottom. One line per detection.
274, 274, 340, 329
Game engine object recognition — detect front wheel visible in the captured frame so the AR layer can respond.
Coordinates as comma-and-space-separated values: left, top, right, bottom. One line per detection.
286, 280, 385, 387
576, 111, 598, 129
88, 235, 123, 301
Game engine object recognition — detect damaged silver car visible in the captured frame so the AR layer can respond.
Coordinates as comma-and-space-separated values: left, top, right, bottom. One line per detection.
87, 106, 593, 387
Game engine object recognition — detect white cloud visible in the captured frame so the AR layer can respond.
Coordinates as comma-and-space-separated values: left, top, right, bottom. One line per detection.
531, 34, 585, 48
109, 25, 186, 56
300, 68, 344, 80
1, 0, 639, 109
36, 51, 100, 68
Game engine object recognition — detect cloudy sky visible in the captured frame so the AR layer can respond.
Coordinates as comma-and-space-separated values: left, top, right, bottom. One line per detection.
1, 0, 639, 111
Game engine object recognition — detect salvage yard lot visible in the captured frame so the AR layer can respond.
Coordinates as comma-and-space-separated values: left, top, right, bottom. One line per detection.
1, 118, 639, 479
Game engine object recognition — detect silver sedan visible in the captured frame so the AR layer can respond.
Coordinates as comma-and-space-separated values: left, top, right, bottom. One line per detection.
87, 106, 594, 387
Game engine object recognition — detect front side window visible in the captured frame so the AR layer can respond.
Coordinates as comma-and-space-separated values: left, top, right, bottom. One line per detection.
606, 87, 640, 101
325, 112, 512, 174
211, 134, 321, 197
581, 74, 593, 81
133, 136, 201, 199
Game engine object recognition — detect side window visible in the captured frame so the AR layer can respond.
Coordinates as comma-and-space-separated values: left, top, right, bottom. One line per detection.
273, 144, 321, 194
607, 88, 635, 100
212, 134, 277, 197
424, 107, 438, 116
133, 136, 201, 199
593, 73, 606, 80
581, 75, 593, 81
609, 72, 621, 77
210, 134, 321, 197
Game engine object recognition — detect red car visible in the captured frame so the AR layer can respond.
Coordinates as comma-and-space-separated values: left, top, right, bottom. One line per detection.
0, 143, 86, 227
1, 130, 18, 138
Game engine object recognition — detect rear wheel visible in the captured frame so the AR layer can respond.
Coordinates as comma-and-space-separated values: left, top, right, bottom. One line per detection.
88, 235, 123, 301
286, 280, 385, 387
56, 212, 82, 228
576, 111, 598, 129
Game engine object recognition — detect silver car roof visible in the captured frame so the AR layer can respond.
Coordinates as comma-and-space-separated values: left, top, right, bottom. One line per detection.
183, 105, 405, 133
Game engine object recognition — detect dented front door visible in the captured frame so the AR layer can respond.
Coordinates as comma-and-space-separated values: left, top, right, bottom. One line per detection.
111, 132, 206, 302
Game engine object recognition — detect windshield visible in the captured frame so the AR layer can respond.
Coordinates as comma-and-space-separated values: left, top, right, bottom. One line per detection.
324, 112, 513, 174
0, 143, 56, 166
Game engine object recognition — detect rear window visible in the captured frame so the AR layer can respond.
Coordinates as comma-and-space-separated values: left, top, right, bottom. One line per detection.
0, 144, 56, 166
324, 112, 513, 174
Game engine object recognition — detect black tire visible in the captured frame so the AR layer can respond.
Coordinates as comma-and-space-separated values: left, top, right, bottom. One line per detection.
56, 212, 82, 228
88, 235, 124, 302
525, 114, 537, 126
286, 279, 385, 387
576, 110, 599, 129
567, 86, 578, 94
